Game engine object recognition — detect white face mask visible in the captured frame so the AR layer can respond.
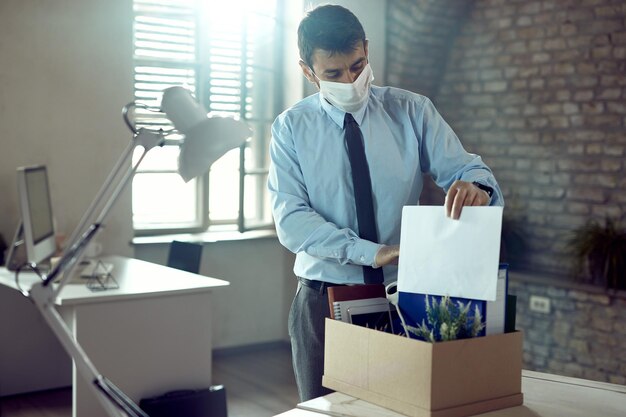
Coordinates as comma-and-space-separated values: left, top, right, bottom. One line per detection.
315, 64, 374, 113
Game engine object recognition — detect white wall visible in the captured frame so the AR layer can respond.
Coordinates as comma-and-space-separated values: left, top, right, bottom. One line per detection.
0, 0, 134, 396
0, 0, 134, 257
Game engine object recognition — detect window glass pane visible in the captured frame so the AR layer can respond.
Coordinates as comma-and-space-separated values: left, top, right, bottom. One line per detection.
132, 173, 198, 227
243, 172, 272, 224
133, 145, 180, 171
209, 149, 239, 221
245, 121, 270, 171
132, 0, 279, 232
134, 14, 196, 62
246, 68, 276, 121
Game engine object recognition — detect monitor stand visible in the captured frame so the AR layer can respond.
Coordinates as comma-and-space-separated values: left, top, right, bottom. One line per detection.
5, 222, 26, 271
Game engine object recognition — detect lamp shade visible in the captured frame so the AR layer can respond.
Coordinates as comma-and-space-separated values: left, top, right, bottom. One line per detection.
161, 86, 252, 182
161, 86, 207, 133
178, 117, 252, 182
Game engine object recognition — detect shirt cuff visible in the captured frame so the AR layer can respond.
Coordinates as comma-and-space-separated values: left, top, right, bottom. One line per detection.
349, 239, 384, 267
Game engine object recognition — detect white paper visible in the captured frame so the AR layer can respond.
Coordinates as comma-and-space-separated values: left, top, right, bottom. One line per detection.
397, 205, 503, 301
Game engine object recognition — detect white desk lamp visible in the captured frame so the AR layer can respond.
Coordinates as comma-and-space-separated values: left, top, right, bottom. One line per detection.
25, 87, 252, 417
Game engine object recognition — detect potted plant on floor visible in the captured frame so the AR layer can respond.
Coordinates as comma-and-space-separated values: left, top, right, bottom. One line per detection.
568, 217, 626, 291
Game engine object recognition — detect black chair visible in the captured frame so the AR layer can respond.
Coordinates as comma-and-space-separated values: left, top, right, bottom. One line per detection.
167, 240, 203, 274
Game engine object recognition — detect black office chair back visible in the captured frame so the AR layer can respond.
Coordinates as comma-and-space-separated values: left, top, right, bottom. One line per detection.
167, 240, 203, 274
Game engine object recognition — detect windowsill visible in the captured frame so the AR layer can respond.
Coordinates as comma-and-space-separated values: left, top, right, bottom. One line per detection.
132, 227, 277, 246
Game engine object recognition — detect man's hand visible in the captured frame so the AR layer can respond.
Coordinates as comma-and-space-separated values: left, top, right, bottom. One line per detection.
375, 244, 400, 267
445, 180, 490, 220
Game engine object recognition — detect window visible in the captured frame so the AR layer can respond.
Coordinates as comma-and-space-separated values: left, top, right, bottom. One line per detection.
131, 0, 281, 234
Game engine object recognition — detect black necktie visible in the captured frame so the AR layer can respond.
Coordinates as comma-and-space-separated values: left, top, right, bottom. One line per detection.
344, 113, 384, 285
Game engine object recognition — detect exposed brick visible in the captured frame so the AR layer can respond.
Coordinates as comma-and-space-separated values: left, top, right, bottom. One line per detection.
564, 363, 584, 378
544, 38, 567, 50
600, 159, 623, 172
396, 5, 626, 383
554, 63, 575, 75
591, 205, 623, 218
531, 52, 551, 63
574, 173, 618, 187
592, 46, 612, 59
518, 2, 542, 14
547, 77, 567, 88
581, 102, 605, 114
607, 101, 626, 114
586, 114, 622, 127
571, 76, 599, 88
614, 47, 626, 59
574, 90, 594, 101
484, 80, 508, 92
555, 90, 572, 101
566, 188, 607, 203
560, 22, 578, 36
614, 31, 626, 44
609, 375, 626, 385
594, 5, 623, 17
549, 116, 569, 128
566, 202, 590, 214
598, 88, 622, 99
529, 78, 546, 89
562, 102, 579, 114
603, 145, 624, 156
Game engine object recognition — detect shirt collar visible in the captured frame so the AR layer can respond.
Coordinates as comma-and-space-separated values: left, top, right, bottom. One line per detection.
318, 93, 368, 128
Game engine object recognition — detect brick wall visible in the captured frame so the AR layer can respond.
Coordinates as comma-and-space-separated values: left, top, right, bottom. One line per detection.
385, 0, 626, 384
511, 275, 626, 384
386, 0, 472, 98
434, 0, 626, 275
388, 0, 626, 275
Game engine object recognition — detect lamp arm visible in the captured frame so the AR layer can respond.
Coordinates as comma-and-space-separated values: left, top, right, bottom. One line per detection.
46, 128, 164, 296
63, 139, 135, 263
29, 282, 148, 417
24, 127, 164, 417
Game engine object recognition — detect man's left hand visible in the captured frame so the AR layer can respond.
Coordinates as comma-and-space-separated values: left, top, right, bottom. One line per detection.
445, 180, 490, 220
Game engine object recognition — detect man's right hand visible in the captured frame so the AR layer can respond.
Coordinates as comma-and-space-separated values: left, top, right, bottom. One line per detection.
375, 244, 400, 267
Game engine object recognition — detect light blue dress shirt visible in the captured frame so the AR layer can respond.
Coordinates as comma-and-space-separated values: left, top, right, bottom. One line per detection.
268, 86, 503, 285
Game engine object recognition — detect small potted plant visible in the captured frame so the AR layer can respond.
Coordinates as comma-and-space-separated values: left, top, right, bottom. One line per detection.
568, 217, 626, 291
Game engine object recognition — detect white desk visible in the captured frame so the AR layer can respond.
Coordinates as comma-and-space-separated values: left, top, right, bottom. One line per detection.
0, 256, 228, 417
276, 370, 626, 417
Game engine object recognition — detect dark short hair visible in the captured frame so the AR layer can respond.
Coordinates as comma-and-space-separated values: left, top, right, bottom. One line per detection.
297, 4, 366, 69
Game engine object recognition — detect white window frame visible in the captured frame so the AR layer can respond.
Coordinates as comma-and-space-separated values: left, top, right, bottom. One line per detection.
131, 0, 282, 235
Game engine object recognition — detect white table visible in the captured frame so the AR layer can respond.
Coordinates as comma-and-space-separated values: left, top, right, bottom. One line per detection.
0, 256, 228, 417
275, 370, 626, 417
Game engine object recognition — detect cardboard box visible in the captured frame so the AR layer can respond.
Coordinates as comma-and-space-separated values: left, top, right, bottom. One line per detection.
322, 319, 523, 417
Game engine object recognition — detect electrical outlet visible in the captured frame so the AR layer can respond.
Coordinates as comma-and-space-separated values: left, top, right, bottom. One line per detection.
529, 295, 551, 314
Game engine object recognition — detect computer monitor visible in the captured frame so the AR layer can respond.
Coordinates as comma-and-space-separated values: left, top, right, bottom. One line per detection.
7, 165, 57, 267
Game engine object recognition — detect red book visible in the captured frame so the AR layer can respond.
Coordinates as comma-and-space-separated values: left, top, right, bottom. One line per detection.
327, 284, 387, 319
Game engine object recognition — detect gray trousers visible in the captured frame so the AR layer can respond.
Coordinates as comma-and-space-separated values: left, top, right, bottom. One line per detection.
288, 281, 335, 402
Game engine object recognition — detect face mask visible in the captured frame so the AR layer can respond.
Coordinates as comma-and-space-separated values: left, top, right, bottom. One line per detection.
315, 64, 374, 113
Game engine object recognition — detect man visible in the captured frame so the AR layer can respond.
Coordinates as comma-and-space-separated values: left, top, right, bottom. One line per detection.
267, 4, 503, 401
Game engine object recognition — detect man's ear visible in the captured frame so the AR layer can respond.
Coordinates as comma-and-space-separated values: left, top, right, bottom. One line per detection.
299, 60, 317, 85
364, 39, 369, 59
